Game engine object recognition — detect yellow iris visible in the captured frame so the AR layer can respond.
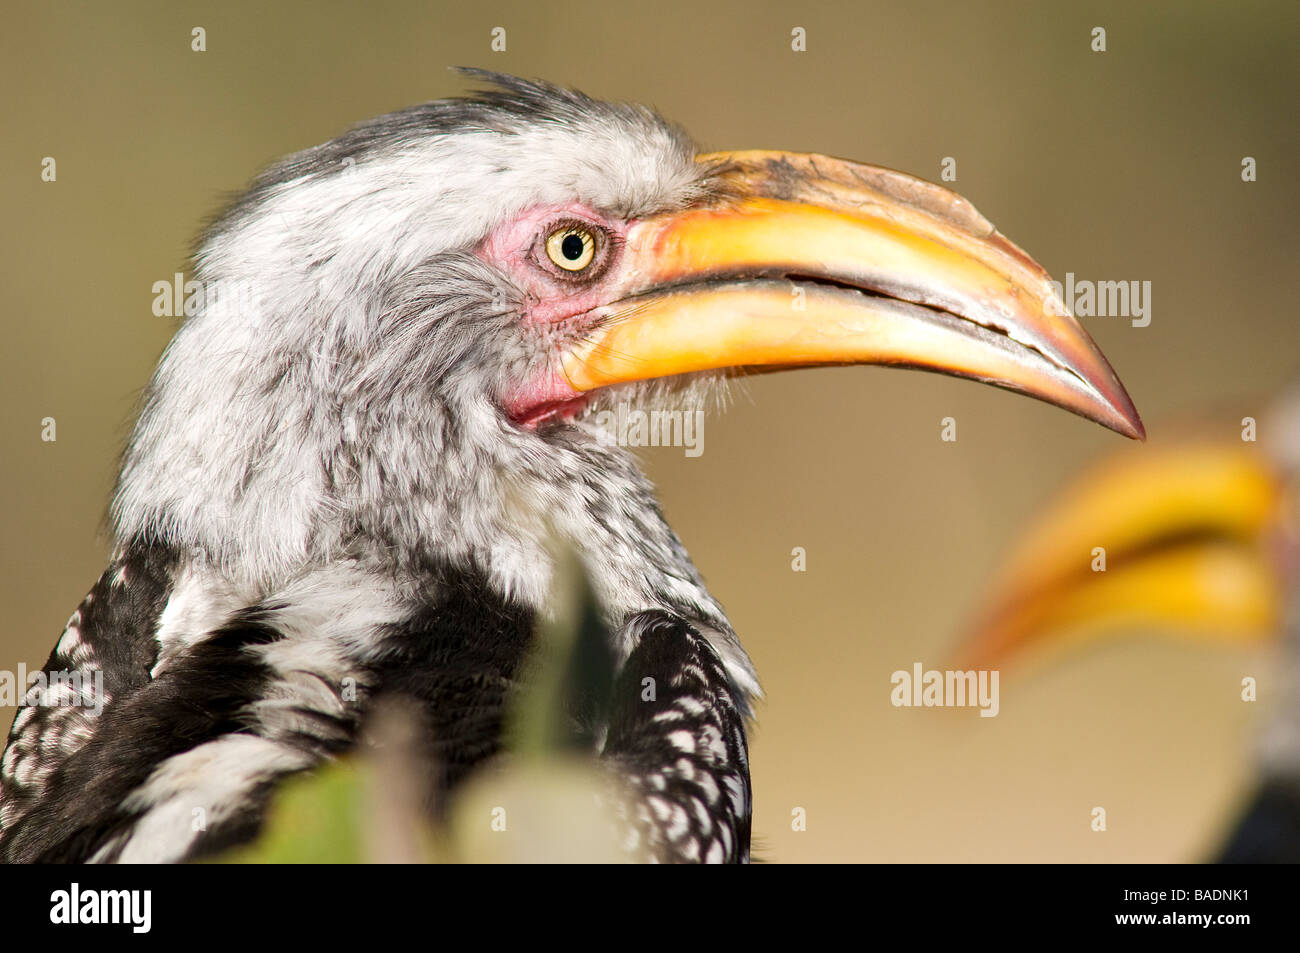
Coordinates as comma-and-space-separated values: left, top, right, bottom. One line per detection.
545, 226, 596, 271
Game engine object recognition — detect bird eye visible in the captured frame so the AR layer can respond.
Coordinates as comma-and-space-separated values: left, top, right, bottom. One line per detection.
545, 225, 597, 272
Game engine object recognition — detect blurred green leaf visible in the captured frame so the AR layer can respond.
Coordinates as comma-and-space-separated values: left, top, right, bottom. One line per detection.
213, 759, 367, 864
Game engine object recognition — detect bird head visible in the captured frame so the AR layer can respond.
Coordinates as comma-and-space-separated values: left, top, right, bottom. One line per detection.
114, 72, 1142, 609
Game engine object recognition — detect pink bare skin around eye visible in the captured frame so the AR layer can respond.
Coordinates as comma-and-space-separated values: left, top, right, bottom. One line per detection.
476, 202, 631, 326
481, 203, 629, 427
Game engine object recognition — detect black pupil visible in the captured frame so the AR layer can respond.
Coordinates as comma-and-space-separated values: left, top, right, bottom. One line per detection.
561, 233, 585, 261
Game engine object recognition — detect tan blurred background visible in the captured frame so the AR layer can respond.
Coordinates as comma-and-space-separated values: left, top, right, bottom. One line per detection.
2, 0, 1297, 861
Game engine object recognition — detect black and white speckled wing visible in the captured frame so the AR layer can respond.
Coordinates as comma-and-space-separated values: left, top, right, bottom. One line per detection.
0, 546, 174, 842
0, 557, 405, 864
604, 612, 752, 863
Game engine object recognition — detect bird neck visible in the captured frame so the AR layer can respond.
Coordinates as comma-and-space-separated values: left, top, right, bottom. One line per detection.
114, 391, 745, 666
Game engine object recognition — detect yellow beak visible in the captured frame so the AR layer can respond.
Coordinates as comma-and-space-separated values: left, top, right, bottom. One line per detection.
955, 442, 1286, 671
561, 151, 1144, 439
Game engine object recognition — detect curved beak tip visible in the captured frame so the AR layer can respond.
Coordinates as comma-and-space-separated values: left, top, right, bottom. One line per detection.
1111, 393, 1146, 441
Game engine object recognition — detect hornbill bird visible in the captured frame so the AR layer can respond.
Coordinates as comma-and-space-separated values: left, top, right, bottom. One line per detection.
0, 72, 1143, 863
957, 387, 1300, 861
